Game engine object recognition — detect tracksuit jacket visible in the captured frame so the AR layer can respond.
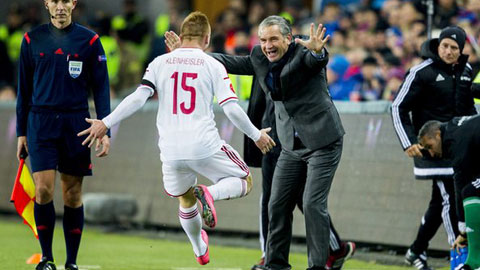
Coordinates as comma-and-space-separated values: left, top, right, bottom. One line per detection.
392, 38, 477, 179
442, 115, 480, 222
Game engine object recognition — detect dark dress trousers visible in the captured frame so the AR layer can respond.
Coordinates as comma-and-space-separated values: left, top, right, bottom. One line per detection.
212, 43, 345, 269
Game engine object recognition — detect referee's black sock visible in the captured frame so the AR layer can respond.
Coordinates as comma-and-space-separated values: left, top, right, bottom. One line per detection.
34, 201, 56, 262
63, 205, 84, 265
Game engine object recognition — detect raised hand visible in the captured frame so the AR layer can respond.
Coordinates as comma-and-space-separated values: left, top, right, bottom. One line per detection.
255, 127, 276, 154
164, 31, 181, 51
294, 23, 329, 54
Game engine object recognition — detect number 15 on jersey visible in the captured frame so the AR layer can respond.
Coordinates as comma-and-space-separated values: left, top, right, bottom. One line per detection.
171, 72, 197, 115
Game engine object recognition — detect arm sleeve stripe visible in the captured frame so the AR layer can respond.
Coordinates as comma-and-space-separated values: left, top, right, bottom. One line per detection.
141, 79, 156, 91
391, 59, 433, 149
89, 34, 99, 46
219, 96, 238, 106
24, 33, 31, 44
223, 77, 229, 80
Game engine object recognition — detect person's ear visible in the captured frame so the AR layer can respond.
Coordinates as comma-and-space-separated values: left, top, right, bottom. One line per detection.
205, 34, 210, 47
287, 34, 292, 44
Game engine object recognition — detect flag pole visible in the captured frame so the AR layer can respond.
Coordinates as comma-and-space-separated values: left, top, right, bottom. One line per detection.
10, 158, 25, 202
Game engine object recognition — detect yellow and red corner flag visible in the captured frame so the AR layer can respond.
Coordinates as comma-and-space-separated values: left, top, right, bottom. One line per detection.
10, 151, 38, 239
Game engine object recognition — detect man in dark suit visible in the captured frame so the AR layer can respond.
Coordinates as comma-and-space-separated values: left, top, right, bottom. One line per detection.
203, 16, 353, 270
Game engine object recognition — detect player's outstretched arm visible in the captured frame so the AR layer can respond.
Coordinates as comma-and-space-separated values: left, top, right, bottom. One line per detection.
77, 86, 152, 153
222, 101, 275, 154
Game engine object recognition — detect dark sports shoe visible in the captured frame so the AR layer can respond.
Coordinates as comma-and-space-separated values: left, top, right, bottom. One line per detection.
251, 257, 265, 270
35, 258, 56, 270
326, 241, 356, 270
194, 185, 217, 228
405, 249, 433, 270
65, 263, 79, 270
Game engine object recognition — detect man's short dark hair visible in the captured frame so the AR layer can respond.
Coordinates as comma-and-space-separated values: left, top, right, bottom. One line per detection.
418, 120, 442, 141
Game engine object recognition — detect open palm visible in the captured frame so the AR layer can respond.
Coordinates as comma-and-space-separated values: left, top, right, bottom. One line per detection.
295, 23, 329, 54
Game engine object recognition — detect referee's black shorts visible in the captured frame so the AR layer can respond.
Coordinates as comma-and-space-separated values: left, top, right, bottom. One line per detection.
27, 108, 93, 176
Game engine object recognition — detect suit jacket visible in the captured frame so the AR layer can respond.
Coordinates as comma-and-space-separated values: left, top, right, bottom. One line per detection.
243, 75, 266, 167
211, 43, 344, 151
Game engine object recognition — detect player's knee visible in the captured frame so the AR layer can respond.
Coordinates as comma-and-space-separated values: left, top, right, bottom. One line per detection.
63, 189, 82, 208
178, 187, 197, 208
35, 185, 54, 204
244, 174, 253, 196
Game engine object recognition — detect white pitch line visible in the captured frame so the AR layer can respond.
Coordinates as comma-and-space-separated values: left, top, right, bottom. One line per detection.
172, 268, 242, 270
56, 266, 101, 270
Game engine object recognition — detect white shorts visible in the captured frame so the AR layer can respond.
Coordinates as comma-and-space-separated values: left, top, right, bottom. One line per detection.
162, 144, 250, 197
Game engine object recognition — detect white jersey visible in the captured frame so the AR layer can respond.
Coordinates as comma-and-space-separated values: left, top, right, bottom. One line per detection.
142, 48, 238, 161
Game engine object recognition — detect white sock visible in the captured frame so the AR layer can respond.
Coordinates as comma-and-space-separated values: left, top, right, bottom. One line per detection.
207, 177, 247, 201
179, 205, 207, 256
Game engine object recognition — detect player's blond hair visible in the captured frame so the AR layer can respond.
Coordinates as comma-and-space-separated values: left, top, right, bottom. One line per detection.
180, 11, 210, 41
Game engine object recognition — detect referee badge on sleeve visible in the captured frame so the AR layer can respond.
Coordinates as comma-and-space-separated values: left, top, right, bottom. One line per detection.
69, 61, 83, 78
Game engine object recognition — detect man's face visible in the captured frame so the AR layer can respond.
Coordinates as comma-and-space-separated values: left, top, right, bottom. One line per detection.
419, 132, 443, 158
259, 25, 291, 62
45, 0, 77, 24
438, 38, 461, 64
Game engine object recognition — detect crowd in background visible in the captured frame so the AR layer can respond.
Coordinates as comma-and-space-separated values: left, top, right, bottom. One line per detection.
1, 0, 480, 102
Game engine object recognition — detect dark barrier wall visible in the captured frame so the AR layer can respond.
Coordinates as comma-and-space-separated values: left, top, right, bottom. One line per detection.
0, 101, 454, 250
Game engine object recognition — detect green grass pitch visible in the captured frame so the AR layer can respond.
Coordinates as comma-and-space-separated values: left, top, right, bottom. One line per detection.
0, 218, 447, 270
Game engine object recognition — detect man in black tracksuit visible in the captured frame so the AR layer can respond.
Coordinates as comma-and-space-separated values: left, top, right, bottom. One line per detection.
417, 116, 480, 270
391, 25, 477, 270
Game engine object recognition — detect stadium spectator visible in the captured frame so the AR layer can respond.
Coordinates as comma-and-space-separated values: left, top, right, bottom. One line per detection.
417, 117, 480, 270
355, 56, 385, 101
264, 0, 280, 16
112, 0, 150, 92
23, 1, 43, 30
215, 8, 246, 54
434, 0, 459, 29
0, 39, 15, 100
247, 1, 266, 30
16, 0, 111, 270
112, 0, 149, 46
146, 0, 188, 66
88, 12, 121, 97
381, 56, 404, 101
391, 25, 477, 270
79, 11, 275, 266
327, 55, 352, 100
0, 3, 25, 65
